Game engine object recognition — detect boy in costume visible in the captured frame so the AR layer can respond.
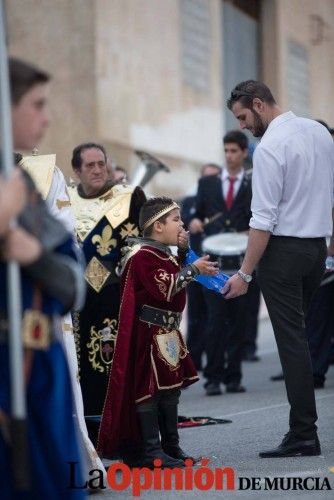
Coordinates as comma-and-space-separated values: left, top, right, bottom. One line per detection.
0, 58, 85, 499
98, 197, 218, 467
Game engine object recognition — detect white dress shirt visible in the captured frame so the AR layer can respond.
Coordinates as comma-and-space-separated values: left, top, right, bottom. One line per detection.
250, 111, 334, 237
221, 167, 244, 201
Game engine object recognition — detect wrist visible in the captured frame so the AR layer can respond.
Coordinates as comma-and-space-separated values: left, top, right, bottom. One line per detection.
237, 269, 252, 283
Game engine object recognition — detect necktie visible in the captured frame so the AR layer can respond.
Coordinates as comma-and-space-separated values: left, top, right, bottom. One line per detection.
225, 176, 236, 210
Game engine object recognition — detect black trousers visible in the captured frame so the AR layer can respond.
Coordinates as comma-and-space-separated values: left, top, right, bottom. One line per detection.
257, 236, 326, 439
186, 281, 207, 370
243, 278, 261, 356
306, 279, 334, 384
203, 288, 247, 385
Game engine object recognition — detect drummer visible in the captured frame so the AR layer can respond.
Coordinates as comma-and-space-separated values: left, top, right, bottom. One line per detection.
189, 130, 254, 396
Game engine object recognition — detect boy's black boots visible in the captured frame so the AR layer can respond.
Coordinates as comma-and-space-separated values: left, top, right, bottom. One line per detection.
158, 402, 195, 462
136, 406, 184, 468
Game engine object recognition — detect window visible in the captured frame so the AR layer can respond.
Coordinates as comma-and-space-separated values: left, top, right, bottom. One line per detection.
180, 0, 211, 91
287, 40, 310, 117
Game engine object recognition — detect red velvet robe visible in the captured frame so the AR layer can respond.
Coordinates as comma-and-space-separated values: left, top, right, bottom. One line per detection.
97, 245, 199, 458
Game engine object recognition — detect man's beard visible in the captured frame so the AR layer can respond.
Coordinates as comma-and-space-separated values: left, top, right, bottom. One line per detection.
251, 109, 268, 137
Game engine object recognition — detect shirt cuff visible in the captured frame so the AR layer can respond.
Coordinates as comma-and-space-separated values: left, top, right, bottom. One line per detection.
249, 215, 274, 233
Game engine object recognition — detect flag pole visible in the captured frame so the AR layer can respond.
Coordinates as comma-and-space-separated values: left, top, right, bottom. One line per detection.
0, 0, 30, 490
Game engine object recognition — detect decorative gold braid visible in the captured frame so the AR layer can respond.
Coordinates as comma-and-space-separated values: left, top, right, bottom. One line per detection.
142, 202, 179, 231
72, 311, 81, 382
139, 248, 179, 267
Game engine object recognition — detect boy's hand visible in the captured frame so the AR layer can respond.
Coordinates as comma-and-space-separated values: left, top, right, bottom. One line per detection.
177, 229, 189, 250
0, 170, 28, 234
2, 227, 42, 265
193, 255, 219, 276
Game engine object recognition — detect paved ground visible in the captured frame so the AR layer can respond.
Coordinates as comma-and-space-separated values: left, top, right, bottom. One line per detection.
93, 317, 334, 499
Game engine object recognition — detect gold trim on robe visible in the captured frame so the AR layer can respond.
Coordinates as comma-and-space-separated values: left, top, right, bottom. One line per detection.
68, 184, 135, 242
20, 154, 56, 200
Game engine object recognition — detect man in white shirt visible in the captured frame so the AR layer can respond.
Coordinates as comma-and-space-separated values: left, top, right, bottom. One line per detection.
224, 80, 334, 458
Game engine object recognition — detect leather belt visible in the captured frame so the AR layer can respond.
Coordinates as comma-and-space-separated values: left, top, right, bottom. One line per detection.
139, 305, 181, 330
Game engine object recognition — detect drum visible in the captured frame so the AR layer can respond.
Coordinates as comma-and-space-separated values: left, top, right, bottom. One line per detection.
202, 232, 248, 275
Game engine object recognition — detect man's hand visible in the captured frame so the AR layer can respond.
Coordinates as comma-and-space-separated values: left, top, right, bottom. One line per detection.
2, 227, 42, 265
222, 273, 249, 299
193, 255, 219, 276
189, 218, 204, 234
177, 229, 189, 250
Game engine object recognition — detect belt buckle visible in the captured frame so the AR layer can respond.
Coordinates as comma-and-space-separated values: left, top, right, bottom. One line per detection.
163, 310, 178, 330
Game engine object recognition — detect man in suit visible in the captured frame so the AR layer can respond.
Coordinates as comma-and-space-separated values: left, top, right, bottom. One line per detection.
189, 130, 253, 395
181, 163, 221, 370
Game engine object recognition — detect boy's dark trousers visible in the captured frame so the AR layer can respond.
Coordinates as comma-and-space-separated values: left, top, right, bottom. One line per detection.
136, 389, 189, 467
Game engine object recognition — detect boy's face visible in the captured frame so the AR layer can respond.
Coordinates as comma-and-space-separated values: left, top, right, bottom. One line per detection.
224, 142, 248, 171
155, 208, 184, 246
11, 83, 50, 151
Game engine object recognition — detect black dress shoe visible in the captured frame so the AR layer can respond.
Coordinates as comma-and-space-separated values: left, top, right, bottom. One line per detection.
225, 382, 246, 393
270, 372, 284, 381
259, 432, 321, 458
243, 353, 261, 362
313, 379, 325, 389
205, 382, 222, 396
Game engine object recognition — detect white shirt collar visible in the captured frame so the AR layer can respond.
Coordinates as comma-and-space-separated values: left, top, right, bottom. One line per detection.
222, 167, 244, 181
264, 111, 296, 138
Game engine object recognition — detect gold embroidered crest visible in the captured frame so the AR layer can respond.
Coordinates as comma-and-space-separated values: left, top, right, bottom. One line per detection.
154, 329, 187, 370
120, 222, 139, 240
92, 225, 117, 256
85, 257, 111, 292
87, 318, 118, 373
154, 269, 170, 298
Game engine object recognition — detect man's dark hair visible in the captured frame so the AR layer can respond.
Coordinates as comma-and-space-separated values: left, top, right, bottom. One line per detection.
227, 80, 276, 110
71, 143, 107, 170
329, 128, 334, 136
139, 196, 176, 236
9, 57, 50, 105
223, 130, 249, 150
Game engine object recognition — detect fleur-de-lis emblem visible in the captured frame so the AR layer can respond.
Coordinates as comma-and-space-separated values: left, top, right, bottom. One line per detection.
92, 225, 117, 256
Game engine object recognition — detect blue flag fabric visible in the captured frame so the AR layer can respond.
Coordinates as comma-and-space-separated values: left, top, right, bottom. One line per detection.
186, 249, 229, 295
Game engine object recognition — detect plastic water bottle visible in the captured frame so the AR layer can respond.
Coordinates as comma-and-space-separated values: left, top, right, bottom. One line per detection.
325, 256, 334, 271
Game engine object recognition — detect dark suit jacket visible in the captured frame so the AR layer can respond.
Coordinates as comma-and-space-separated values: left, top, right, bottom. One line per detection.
181, 194, 202, 254
194, 172, 252, 236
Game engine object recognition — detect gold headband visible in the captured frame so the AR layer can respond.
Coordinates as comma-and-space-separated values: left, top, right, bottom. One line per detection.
142, 202, 180, 231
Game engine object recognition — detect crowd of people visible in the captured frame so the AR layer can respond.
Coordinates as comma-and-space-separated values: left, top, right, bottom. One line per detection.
1, 57, 334, 498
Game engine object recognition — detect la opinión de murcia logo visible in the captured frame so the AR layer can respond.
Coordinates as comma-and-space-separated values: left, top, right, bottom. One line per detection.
68, 459, 234, 495
67, 461, 333, 496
